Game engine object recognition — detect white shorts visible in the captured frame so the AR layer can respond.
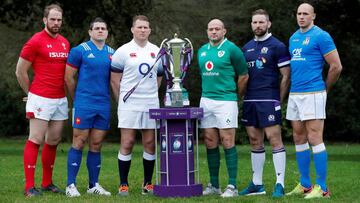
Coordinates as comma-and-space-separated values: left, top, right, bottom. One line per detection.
118, 110, 156, 129
286, 91, 327, 121
199, 97, 238, 129
26, 92, 68, 121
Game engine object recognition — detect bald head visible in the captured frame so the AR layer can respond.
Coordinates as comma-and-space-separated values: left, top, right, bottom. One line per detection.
297, 3, 315, 14
208, 19, 225, 29
207, 18, 226, 46
296, 3, 316, 32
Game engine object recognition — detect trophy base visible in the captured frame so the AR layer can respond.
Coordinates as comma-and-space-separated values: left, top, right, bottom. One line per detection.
154, 184, 203, 197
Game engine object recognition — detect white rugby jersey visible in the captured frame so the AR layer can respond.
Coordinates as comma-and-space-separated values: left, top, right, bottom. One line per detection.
111, 39, 163, 111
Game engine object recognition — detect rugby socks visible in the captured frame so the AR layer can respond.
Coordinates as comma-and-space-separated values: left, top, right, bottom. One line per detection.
295, 143, 311, 188
118, 152, 132, 185
23, 140, 40, 191
312, 143, 328, 192
251, 147, 265, 185
87, 151, 101, 188
272, 146, 286, 187
143, 151, 155, 185
67, 147, 83, 186
224, 146, 238, 187
41, 143, 57, 187
206, 147, 220, 188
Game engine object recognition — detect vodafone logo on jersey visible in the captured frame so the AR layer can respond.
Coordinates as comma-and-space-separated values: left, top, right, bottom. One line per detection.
205, 61, 214, 71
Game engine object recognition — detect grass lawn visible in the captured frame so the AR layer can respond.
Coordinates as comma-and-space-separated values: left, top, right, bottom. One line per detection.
0, 138, 359, 203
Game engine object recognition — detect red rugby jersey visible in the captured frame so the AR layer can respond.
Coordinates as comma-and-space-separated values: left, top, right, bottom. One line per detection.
20, 30, 69, 98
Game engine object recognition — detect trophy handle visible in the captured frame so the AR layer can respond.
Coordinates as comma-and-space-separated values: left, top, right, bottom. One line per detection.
184, 38, 194, 59
160, 38, 168, 49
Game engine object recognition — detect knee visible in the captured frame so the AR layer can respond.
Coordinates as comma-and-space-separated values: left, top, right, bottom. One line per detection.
89, 141, 102, 152
267, 134, 283, 148
248, 136, 263, 148
46, 136, 62, 145
221, 136, 235, 148
72, 137, 86, 150
143, 138, 155, 150
204, 135, 218, 148
121, 138, 136, 152
292, 132, 307, 144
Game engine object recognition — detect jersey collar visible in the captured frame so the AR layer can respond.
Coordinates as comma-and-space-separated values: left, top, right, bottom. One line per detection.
254, 33, 272, 42
207, 38, 228, 50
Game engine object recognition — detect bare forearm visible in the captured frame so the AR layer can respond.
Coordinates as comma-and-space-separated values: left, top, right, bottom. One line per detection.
15, 73, 30, 94
65, 79, 76, 100
280, 76, 290, 103
326, 64, 342, 93
237, 74, 249, 99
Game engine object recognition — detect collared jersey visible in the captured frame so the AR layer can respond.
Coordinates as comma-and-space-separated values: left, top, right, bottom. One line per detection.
289, 25, 336, 93
20, 30, 69, 98
111, 39, 163, 111
198, 38, 248, 101
243, 33, 290, 100
67, 40, 114, 110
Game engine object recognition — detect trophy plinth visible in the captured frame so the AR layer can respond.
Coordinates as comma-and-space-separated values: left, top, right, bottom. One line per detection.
161, 33, 193, 108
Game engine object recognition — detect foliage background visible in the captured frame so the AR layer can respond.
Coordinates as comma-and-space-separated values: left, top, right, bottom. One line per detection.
0, 0, 359, 142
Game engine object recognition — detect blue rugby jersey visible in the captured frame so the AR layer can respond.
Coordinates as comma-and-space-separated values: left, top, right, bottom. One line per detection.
243, 33, 290, 100
67, 40, 114, 110
289, 25, 336, 93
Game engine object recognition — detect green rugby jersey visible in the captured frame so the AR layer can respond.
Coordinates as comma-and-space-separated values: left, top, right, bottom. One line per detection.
198, 38, 248, 101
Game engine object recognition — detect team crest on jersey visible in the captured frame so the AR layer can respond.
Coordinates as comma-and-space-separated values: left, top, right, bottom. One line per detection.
218, 50, 225, 57
205, 61, 214, 71
75, 117, 81, 125
261, 47, 268, 54
130, 53, 137, 57
62, 43, 67, 50
150, 52, 156, 58
302, 37, 310, 45
200, 52, 206, 57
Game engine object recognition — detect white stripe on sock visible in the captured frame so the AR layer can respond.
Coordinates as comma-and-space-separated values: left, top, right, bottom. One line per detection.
312, 143, 326, 153
118, 151, 132, 161
295, 142, 310, 152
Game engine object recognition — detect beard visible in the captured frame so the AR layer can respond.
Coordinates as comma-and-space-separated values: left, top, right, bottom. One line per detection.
253, 29, 267, 37
46, 24, 60, 35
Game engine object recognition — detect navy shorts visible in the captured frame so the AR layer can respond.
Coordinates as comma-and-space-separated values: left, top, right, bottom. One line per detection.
241, 101, 282, 128
72, 107, 110, 130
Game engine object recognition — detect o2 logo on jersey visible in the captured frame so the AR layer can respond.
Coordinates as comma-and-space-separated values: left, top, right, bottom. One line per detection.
205, 61, 214, 71
138, 63, 153, 78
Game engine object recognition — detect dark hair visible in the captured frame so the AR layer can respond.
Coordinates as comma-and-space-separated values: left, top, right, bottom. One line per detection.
89, 17, 107, 30
44, 4, 63, 18
252, 9, 270, 21
132, 15, 150, 27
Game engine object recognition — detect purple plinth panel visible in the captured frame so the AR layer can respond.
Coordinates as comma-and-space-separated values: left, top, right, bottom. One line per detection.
149, 107, 203, 197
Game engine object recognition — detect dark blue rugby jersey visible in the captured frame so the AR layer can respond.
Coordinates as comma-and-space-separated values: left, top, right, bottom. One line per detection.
243, 34, 290, 100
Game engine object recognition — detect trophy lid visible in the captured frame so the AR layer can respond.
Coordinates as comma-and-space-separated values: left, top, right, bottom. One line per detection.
167, 33, 186, 45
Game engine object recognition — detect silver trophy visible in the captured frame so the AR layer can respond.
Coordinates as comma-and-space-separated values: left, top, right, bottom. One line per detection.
160, 33, 193, 107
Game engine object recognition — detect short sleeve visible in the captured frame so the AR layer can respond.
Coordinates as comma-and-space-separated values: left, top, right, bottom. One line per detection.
66, 46, 82, 69
230, 45, 248, 76
20, 36, 38, 62
276, 42, 291, 68
111, 48, 126, 73
318, 31, 336, 56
